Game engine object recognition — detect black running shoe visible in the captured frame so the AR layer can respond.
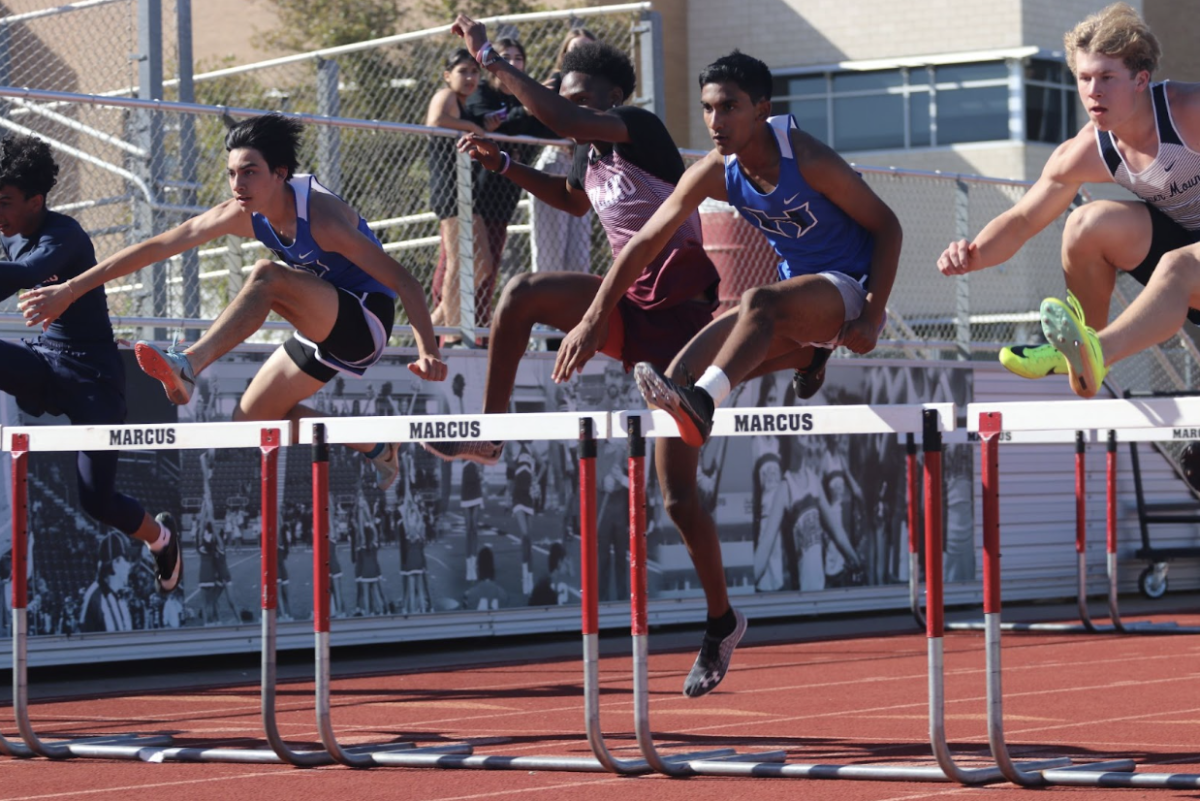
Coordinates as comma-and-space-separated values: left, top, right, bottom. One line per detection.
792, 346, 832, 400
633, 362, 715, 447
153, 512, 183, 593
683, 608, 747, 698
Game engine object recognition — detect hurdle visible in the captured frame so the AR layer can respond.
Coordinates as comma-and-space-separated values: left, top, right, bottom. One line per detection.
910, 420, 1198, 635
609, 403, 1058, 781
2, 421, 290, 760
909, 426, 1179, 635
297, 412, 737, 772
961, 398, 1200, 788
143, 424, 375, 765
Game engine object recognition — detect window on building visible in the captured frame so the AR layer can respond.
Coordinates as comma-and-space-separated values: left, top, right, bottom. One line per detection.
769, 55, 1077, 153
1025, 59, 1078, 144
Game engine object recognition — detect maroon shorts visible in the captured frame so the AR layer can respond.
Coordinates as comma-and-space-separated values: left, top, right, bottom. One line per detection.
600, 295, 716, 371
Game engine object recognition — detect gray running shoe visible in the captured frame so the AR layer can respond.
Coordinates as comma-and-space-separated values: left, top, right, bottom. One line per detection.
152, 512, 183, 593
683, 608, 747, 698
368, 443, 400, 491
135, 341, 196, 405
422, 440, 504, 466
634, 361, 715, 447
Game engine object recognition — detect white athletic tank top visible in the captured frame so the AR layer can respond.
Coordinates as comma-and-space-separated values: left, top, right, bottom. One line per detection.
1096, 82, 1200, 231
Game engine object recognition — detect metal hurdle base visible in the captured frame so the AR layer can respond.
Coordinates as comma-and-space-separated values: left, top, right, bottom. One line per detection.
1038, 767, 1200, 788
366, 747, 758, 773
682, 759, 1076, 783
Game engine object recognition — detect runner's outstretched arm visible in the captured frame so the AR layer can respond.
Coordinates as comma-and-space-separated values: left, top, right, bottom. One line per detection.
457, 134, 590, 215
792, 129, 902, 354
451, 14, 630, 146
551, 151, 727, 382
19, 201, 249, 329
308, 193, 445, 381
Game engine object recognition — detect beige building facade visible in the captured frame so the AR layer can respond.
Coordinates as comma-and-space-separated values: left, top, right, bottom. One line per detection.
652, 0, 1200, 179
187, 1, 1200, 180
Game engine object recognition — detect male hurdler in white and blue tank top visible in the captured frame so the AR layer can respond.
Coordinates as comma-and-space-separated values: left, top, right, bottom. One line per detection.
937, 4, 1200, 399
611, 51, 901, 699
626, 51, 903, 449
19, 114, 447, 490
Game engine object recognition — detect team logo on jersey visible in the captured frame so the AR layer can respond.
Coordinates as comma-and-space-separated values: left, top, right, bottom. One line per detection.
743, 200, 818, 238
586, 171, 637, 212
273, 248, 331, 278
1147, 172, 1200, 204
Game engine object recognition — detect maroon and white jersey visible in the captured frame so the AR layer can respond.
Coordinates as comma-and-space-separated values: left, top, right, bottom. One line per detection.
569, 106, 717, 311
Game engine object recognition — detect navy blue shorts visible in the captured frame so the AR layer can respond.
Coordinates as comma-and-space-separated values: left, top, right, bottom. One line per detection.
1, 337, 126, 424
0, 337, 143, 535
1128, 203, 1200, 326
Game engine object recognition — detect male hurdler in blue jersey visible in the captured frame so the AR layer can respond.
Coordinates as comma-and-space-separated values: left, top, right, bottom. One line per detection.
0, 135, 182, 594
21, 115, 446, 488
579, 52, 901, 698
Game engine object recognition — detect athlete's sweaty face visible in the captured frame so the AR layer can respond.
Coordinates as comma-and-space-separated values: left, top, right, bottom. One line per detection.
701, 81, 766, 156
227, 147, 287, 214
0, 184, 44, 238
1073, 49, 1149, 132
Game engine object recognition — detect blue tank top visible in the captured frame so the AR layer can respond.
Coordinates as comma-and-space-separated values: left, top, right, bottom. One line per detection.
725, 115, 874, 282
250, 174, 395, 298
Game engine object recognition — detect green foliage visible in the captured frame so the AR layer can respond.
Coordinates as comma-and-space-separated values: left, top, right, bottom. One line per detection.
261, 0, 407, 51
416, 0, 545, 23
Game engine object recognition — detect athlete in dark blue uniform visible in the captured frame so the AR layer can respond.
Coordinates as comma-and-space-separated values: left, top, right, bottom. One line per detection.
19, 115, 447, 488
0, 135, 181, 592
597, 52, 901, 698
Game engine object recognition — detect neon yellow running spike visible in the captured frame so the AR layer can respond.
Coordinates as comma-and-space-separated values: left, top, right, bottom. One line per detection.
1040, 292, 1108, 398
998, 343, 1069, 379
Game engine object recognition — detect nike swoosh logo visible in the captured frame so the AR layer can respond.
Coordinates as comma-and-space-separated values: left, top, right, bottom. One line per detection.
298, 250, 314, 259
783, 193, 800, 204
1164, 161, 1176, 172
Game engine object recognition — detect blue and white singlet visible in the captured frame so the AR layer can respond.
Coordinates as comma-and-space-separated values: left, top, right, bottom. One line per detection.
725, 115, 874, 282
250, 174, 396, 298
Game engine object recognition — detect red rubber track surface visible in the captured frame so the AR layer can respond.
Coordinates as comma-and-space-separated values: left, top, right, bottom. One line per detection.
2, 612, 1199, 801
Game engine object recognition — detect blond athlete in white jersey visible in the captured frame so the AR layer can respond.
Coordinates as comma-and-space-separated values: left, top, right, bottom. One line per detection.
937, 3, 1200, 398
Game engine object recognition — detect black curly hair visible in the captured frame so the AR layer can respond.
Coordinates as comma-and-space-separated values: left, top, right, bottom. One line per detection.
560, 41, 636, 102
0, 134, 59, 199
699, 50, 774, 104
225, 113, 304, 179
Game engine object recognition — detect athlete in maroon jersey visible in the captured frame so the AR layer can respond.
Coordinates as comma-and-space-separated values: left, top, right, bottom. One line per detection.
425, 15, 744, 698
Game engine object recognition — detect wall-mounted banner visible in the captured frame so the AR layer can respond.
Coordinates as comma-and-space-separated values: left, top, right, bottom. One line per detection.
0, 347, 973, 638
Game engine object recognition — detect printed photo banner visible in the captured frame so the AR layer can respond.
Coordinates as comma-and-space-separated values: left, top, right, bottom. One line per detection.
0, 347, 974, 637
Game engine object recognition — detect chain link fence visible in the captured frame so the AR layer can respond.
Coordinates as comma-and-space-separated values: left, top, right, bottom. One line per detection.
0, 0, 138, 95
0, 1, 1195, 398
0, 86, 1181, 365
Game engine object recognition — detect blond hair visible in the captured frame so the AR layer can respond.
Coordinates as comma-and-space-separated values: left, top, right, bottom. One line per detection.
1064, 2, 1160, 77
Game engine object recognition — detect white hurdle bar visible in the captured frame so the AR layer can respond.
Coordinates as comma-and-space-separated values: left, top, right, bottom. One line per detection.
611, 403, 1060, 782
3, 421, 294, 762
964, 398, 1200, 788
297, 412, 737, 772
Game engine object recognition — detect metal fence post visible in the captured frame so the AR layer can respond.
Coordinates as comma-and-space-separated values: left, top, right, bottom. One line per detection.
456, 149, 476, 344
634, 10, 664, 117
134, 0, 164, 340
316, 58, 341, 195
954, 179, 970, 361
176, 0, 201, 341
